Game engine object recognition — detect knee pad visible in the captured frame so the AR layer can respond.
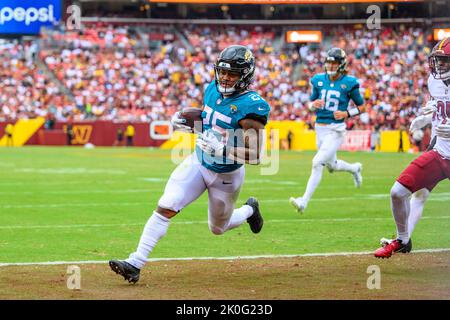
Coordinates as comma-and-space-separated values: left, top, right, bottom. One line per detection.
312, 157, 326, 170
390, 181, 411, 200
208, 223, 225, 235
158, 191, 183, 213
326, 161, 337, 173
412, 188, 430, 202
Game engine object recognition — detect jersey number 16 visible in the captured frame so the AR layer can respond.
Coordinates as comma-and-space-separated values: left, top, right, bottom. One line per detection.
320, 89, 341, 112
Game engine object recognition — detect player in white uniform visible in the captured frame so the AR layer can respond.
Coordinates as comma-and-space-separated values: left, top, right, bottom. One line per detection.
290, 48, 365, 214
375, 37, 450, 258
108, 45, 270, 283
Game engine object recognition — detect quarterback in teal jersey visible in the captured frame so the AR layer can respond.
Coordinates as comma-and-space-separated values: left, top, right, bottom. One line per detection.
290, 48, 365, 214
109, 45, 270, 284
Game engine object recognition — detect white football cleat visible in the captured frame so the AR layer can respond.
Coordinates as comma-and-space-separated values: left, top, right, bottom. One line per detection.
352, 163, 363, 188
289, 197, 307, 214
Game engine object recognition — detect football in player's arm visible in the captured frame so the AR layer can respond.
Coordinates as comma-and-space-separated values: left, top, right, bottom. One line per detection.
109, 45, 270, 284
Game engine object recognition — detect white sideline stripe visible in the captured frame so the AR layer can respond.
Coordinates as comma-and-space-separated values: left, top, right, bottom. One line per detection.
1, 215, 449, 230
0, 189, 155, 196
2, 193, 449, 209
2, 248, 450, 267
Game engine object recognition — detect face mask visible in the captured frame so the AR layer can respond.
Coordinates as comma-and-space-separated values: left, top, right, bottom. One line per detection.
326, 70, 338, 76
217, 83, 236, 95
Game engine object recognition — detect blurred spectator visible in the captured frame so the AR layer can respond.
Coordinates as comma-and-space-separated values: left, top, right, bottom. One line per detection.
126, 123, 135, 146
114, 127, 124, 146
5, 123, 14, 147
64, 123, 74, 145
370, 126, 381, 152
287, 130, 293, 150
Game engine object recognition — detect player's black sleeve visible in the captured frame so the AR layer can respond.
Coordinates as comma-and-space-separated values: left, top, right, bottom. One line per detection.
426, 135, 437, 151
240, 113, 268, 126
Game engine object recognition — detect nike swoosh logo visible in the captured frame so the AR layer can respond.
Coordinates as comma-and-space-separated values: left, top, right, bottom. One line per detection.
258, 107, 265, 111
222, 181, 232, 185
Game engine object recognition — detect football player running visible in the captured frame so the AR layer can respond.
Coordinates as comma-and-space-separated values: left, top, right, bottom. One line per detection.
109, 45, 270, 283
374, 37, 450, 258
290, 48, 365, 214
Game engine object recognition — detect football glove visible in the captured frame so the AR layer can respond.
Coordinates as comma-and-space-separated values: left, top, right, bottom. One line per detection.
436, 123, 450, 139
409, 114, 432, 133
170, 111, 192, 133
196, 130, 225, 157
422, 100, 437, 115
309, 100, 324, 112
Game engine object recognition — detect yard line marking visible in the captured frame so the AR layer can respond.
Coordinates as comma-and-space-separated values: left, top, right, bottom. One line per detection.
1, 248, 450, 267
140, 178, 167, 182
1, 193, 449, 209
0, 202, 149, 209
0, 189, 155, 196
13, 168, 127, 175
1, 215, 449, 230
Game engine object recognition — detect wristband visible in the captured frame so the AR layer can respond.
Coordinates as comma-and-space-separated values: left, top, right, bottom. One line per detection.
347, 107, 361, 117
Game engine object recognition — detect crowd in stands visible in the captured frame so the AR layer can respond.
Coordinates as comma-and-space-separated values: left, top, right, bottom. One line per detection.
0, 40, 70, 122
0, 23, 437, 135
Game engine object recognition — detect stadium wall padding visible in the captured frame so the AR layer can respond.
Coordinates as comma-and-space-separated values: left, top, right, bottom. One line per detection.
0, 121, 165, 147
0, 120, 411, 151
0, 118, 45, 147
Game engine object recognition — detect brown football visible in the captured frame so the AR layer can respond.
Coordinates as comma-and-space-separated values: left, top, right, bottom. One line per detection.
180, 107, 203, 133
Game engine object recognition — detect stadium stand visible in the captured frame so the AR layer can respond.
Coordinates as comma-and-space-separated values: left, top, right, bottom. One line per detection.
0, 22, 438, 136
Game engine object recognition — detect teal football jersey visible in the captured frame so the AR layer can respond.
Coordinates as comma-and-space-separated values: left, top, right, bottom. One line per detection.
310, 73, 364, 124
196, 81, 270, 173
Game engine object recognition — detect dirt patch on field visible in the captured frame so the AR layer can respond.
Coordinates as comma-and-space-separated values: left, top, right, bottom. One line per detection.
1, 252, 449, 300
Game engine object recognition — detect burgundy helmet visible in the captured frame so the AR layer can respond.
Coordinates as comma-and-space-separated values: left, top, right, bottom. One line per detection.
429, 37, 450, 81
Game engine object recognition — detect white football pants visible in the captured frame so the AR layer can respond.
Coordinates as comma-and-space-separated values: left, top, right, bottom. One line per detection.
314, 123, 346, 169
158, 154, 245, 232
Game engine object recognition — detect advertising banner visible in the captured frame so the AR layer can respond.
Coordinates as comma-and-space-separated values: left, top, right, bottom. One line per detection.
0, 0, 61, 35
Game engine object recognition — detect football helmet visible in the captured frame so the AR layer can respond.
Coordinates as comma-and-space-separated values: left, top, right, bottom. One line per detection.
325, 47, 347, 77
214, 45, 255, 95
429, 37, 450, 81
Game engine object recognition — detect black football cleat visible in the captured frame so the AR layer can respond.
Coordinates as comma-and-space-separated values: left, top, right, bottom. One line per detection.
246, 197, 263, 234
397, 238, 412, 253
109, 260, 140, 284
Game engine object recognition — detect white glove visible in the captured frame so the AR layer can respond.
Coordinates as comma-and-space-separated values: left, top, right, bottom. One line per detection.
309, 100, 324, 112
170, 111, 192, 133
409, 114, 432, 133
196, 130, 225, 157
422, 100, 437, 115
436, 123, 450, 139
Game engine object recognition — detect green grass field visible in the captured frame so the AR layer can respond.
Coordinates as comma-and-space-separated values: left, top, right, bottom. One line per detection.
1, 147, 449, 264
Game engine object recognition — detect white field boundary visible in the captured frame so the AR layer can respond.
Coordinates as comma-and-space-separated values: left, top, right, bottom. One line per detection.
1, 192, 450, 209
1, 215, 450, 230
1, 248, 450, 267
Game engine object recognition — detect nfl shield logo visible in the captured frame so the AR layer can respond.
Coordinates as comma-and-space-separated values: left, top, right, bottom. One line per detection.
318, 81, 323, 87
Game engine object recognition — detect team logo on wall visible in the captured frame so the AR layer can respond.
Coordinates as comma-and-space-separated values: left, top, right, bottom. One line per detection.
72, 125, 93, 145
